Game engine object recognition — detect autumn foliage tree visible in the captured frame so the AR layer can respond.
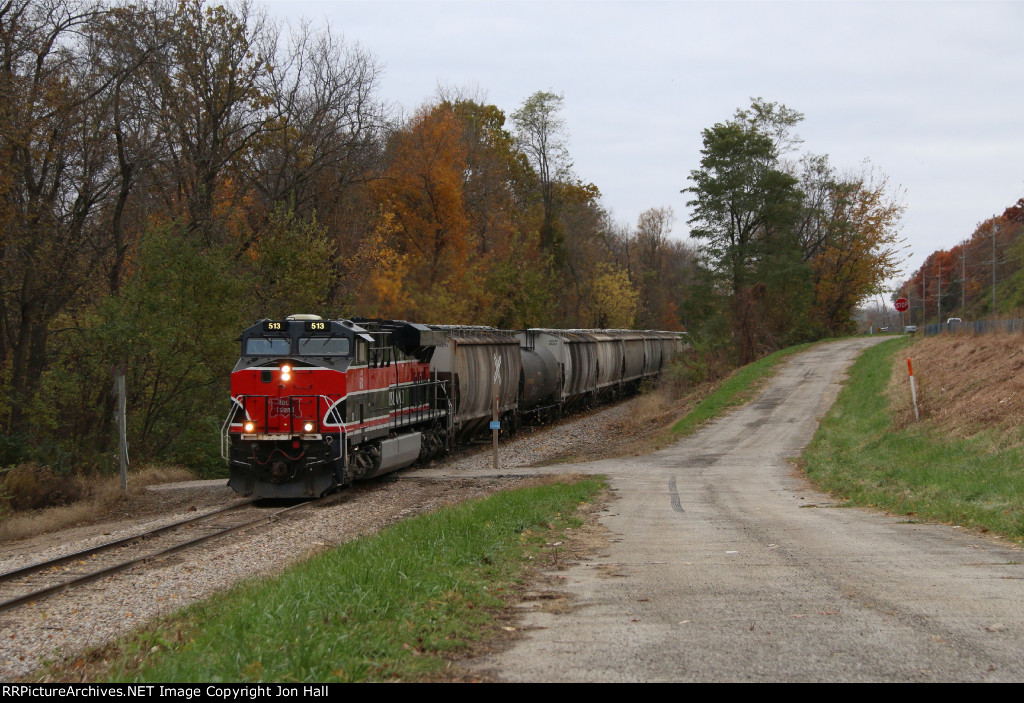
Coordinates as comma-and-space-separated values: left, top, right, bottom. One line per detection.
686, 99, 907, 359
809, 168, 906, 333
364, 105, 476, 322
900, 198, 1024, 322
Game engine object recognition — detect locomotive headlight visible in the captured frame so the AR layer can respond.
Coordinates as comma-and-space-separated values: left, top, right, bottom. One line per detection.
303, 422, 314, 433
280, 364, 292, 382
243, 421, 255, 433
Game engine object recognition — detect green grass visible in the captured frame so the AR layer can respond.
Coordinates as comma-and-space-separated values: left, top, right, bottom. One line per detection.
670, 342, 815, 436
90, 479, 603, 683
802, 337, 1024, 540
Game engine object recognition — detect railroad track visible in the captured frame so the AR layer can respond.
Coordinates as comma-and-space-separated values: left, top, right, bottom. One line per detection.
0, 493, 346, 614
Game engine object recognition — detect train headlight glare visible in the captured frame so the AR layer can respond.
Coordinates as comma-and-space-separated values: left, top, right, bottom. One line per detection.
243, 422, 255, 433
281, 372, 291, 382
304, 422, 314, 432
281, 364, 292, 374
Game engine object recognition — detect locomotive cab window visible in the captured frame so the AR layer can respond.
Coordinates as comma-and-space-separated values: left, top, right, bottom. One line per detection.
298, 336, 351, 356
244, 337, 291, 356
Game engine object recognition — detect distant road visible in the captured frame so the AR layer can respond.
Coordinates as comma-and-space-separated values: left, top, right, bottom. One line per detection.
433, 337, 1024, 682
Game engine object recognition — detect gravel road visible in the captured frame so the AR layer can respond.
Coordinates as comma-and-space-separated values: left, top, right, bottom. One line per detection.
412, 338, 1024, 682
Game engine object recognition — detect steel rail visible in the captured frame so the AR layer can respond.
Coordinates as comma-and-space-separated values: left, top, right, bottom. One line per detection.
0, 500, 254, 583
0, 493, 346, 614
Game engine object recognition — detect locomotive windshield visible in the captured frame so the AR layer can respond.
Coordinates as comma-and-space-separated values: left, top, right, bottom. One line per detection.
298, 336, 350, 356
244, 337, 291, 356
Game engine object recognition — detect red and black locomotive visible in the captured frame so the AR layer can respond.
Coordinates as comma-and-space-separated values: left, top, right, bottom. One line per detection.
222, 316, 451, 499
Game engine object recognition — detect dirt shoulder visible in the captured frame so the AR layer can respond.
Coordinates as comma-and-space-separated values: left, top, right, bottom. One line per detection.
888, 332, 1024, 445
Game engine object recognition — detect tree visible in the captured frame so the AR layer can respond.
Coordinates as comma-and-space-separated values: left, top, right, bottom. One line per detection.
365, 104, 475, 321
685, 120, 802, 297
811, 169, 905, 333
143, 0, 272, 238
441, 97, 528, 257
248, 19, 384, 218
0, 0, 122, 432
511, 90, 572, 250
631, 207, 687, 329
684, 101, 804, 361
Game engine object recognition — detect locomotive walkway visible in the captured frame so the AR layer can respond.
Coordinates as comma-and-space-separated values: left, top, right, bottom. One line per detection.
414, 337, 1024, 681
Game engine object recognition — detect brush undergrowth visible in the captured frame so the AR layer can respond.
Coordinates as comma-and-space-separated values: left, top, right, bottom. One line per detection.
74, 478, 603, 683
0, 465, 195, 542
803, 337, 1024, 539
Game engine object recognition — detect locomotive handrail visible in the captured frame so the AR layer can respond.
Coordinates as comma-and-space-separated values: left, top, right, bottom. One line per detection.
388, 378, 449, 431
220, 397, 245, 460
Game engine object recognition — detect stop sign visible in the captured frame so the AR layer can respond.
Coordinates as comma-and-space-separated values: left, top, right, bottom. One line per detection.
894, 298, 909, 312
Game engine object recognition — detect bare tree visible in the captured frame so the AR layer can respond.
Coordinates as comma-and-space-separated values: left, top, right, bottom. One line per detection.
0, 0, 125, 428
249, 19, 385, 215
511, 90, 572, 250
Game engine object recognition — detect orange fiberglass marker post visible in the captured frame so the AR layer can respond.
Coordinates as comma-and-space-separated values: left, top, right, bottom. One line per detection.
907, 358, 920, 421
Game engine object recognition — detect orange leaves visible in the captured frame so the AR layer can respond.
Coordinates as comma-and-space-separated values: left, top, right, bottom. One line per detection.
811, 171, 906, 332
361, 101, 557, 325
366, 106, 474, 320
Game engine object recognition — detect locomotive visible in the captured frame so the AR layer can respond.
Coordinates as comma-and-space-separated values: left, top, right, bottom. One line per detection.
221, 315, 684, 499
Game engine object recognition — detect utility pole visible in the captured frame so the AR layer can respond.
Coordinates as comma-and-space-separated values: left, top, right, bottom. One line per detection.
936, 260, 942, 322
921, 272, 927, 325
992, 222, 999, 317
961, 245, 966, 312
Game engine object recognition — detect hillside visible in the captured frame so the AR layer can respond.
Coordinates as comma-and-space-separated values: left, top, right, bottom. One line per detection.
888, 333, 1024, 446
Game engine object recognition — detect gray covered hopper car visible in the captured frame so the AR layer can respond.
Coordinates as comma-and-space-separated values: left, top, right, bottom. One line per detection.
516, 329, 686, 416
429, 326, 522, 440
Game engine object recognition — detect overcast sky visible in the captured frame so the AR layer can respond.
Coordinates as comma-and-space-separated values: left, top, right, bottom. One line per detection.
258, 0, 1024, 291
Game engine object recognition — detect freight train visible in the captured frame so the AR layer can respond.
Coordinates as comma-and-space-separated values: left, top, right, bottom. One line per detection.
221, 316, 685, 499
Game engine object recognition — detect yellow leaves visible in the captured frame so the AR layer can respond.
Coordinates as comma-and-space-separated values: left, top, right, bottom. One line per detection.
586, 262, 640, 329
812, 170, 906, 331
363, 105, 492, 321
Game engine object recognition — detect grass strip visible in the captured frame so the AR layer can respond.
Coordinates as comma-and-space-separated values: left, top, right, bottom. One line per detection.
802, 337, 1024, 540
93, 479, 603, 682
670, 342, 815, 436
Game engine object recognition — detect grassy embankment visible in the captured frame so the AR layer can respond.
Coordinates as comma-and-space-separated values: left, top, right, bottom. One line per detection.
802, 336, 1024, 540
65, 478, 603, 683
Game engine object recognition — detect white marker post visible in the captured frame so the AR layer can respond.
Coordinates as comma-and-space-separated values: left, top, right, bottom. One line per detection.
907, 358, 920, 421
